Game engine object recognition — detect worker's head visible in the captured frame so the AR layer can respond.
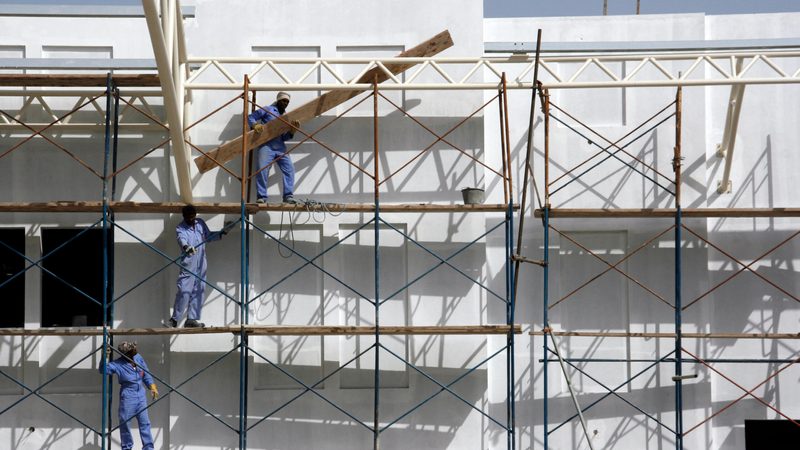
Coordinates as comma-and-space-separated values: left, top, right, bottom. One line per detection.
117, 341, 138, 359
182, 204, 197, 225
275, 91, 290, 113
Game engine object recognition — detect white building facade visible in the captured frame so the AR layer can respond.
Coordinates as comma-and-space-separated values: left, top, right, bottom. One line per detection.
0, 1, 798, 449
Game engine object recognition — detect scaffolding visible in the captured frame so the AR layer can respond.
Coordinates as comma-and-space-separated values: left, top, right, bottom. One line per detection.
530, 82, 800, 448
3, 13, 800, 447
0, 60, 521, 449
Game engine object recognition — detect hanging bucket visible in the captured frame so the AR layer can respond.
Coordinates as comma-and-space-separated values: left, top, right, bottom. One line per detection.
461, 187, 485, 205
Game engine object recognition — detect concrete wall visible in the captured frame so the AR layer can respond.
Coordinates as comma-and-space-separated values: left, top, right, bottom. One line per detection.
486, 12, 800, 450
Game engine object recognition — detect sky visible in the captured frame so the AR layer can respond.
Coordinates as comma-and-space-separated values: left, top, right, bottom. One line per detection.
484, 0, 800, 17
3, 0, 800, 17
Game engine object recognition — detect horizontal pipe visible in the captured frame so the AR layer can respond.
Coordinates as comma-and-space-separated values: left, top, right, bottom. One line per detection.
531, 331, 800, 339
0, 324, 522, 336
186, 77, 800, 91
541, 358, 800, 364
186, 51, 800, 64
0, 89, 162, 96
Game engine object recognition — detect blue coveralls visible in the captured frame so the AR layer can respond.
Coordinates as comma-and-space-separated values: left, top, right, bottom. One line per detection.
172, 218, 221, 322
247, 103, 295, 201
99, 354, 155, 450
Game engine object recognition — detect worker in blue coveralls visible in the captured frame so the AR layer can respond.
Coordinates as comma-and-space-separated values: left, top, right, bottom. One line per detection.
248, 91, 300, 204
166, 204, 233, 328
99, 341, 158, 450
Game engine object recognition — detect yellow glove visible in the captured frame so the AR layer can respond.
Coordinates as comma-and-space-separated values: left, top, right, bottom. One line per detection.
253, 123, 264, 133
149, 384, 159, 399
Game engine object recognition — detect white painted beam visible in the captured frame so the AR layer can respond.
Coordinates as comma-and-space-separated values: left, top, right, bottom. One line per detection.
142, 0, 193, 203
716, 58, 746, 194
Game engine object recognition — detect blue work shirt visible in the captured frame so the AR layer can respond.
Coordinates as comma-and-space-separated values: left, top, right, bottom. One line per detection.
247, 104, 294, 153
176, 218, 221, 274
99, 354, 154, 400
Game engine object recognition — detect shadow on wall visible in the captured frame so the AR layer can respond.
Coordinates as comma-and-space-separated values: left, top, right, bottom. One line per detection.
207, 109, 487, 204
0, 122, 171, 203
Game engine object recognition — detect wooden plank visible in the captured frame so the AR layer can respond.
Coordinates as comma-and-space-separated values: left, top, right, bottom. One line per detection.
0, 74, 160, 87
535, 208, 800, 218
0, 201, 515, 214
243, 325, 521, 336
194, 30, 454, 173
0, 324, 521, 336
530, 330, 800, 339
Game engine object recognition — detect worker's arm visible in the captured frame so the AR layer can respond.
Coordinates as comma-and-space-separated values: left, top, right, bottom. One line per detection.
135, 354, 155, 388
282, 120, 300, 141
248, 106, 278, 129
176, 224, 196, 255
203, 219, 224, 243
99, 354, 118, 375
135, 354, 159, 399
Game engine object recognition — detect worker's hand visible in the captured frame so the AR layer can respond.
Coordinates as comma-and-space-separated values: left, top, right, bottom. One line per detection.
149, 384, 159, 400
253, 123, 264, 133
291, 120, 300, 129
183, 245, 196, 256
105, 346, 113, 359
221, 221, 236, 235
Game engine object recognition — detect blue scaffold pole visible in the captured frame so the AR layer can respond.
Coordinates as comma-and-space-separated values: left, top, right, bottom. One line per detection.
542, 206, 550, 449
372, 79, 381, 450
507, 201, 516, 449
100, 72, 113, 450
673, 86, 684, 450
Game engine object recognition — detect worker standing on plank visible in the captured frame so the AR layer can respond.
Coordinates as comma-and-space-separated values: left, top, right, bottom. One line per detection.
99, 341, 158, 450
248, 91, 300, 204
167, 204, 233, 328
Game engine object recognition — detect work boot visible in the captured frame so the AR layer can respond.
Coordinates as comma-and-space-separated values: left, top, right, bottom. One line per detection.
184, 319, 206, 328
256, 197, 268, 204
163, 318, 178, 328
283, 195, 297, 204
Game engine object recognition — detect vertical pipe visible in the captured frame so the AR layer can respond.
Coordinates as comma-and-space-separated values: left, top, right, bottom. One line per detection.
673, 86, 683, 450
543, 89, 550, 207
512, 29, 542, 341
107, 84, 120, 449
498, 85, 508, 205
542, 207, 550, 449
372, 76, 381, 450
542, 85, 551, 449
238, 76, 250, 450
507, 202, 516, 449
111, 89, 120, 202
246, 90, 257, 203
100, 72, 113, 450
502, 73, 513, 207
501, 71, 516, 450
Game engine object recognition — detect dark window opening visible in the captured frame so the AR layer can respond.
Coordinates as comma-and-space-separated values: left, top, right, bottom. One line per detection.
0, 228, 25, 328
745, 419, 800, 449
41, 228, 111, 327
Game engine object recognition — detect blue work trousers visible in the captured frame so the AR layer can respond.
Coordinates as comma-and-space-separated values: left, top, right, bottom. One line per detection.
119, 394, 153, 450
256, 146, 294, 200
172, 265, 206, 321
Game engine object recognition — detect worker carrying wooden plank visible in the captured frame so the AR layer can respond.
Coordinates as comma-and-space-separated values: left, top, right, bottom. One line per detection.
248, 91, 300, 203
194, 30, 454, 175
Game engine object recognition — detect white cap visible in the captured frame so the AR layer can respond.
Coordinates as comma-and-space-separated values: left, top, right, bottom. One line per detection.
276, 91, 291, 102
